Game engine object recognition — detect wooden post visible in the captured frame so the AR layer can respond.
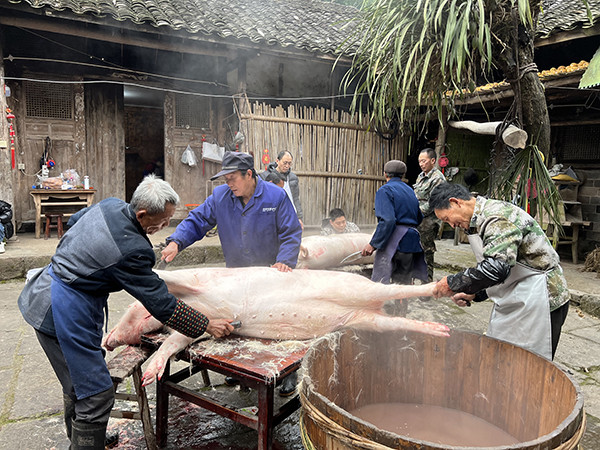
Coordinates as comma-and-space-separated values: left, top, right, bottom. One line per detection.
435, 111, 448, 160
237, 55, 247, 94
0, 25, 15, 212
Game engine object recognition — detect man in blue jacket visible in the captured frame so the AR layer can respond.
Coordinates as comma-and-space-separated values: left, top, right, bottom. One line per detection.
18, 175, 234, 449
361, 160, 427, 314
161, 152, 302, 272
161, 151, 302, 396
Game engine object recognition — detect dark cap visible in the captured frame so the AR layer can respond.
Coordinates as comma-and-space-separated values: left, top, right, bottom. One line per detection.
210, 152, 254, 180
384, 160, 407, 175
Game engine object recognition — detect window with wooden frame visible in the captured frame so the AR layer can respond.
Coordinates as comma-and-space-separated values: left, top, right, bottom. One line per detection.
24, 81, 73, 120
175, 94, 211, 130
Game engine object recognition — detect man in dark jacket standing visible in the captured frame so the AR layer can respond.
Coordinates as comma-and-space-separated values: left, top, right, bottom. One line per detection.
362, 160, 427, 315
18, 175, 234, 449
259, 150, 304, 229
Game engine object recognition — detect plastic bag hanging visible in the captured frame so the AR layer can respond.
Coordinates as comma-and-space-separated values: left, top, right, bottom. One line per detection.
181, 144, 198, 167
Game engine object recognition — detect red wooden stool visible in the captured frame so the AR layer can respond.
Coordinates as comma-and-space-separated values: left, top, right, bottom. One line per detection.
44, 213, 64, 239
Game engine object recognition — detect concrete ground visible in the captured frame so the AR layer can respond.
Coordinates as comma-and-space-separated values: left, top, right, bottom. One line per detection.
0, 227, 599, 449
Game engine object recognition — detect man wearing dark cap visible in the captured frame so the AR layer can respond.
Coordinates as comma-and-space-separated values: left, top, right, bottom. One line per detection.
162, 151, 302, 396
161, 151, 302, 272
361, 160, 427, 311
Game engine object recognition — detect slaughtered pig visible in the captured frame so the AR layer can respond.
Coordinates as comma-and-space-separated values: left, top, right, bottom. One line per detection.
103, 267, 449, 385
296, 233, 374, 269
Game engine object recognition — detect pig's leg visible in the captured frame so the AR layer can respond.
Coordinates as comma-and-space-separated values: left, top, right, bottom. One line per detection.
103, 301, 162, 351
388, 281, 436, 299
344, 311, 450, 337
142, 332, 194, 386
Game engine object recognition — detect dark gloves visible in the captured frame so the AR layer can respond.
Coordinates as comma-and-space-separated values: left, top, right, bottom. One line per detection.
447, 257, 511, 295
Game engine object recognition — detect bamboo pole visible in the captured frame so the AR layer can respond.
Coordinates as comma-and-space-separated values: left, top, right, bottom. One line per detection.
238, 113, 369, 131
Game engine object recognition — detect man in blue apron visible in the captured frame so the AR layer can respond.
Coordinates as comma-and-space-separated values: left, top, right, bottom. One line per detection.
430, 182, 570, 360
362, 160, 428, 315
18, 175, 235, 449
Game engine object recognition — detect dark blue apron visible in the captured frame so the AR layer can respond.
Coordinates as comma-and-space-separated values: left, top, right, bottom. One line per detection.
49, 266, 113, 399
371, 224, 428, 284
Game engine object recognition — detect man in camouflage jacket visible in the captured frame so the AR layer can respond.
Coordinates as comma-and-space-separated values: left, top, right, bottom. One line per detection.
430, 182, 569, 359
413, 148, 446, 281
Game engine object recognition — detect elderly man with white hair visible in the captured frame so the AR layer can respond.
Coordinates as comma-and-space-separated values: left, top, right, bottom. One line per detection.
18, 175, 234, 450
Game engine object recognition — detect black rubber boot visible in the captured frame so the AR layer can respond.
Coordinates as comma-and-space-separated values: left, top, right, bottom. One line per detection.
70, 420, 107, 450
278, 371, 298, 397
63, 394, 75, 440
224, 376, 240, 386
104, 429, 119, 448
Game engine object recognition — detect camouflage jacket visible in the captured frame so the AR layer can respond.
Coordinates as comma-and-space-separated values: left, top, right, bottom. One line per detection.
471, 196, 570, 311
413, 168, 446, 217
321, 221, 361, 236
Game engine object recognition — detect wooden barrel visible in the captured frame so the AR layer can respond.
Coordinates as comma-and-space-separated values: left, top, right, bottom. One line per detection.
300, 329, 585, 449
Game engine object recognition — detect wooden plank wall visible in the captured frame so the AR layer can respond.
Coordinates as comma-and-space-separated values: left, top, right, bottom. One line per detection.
9, 80, 88, 225
0, 37, 14, 208
84, 83, 125, 200
164, 92, 225, 220
241, 102, 407, 227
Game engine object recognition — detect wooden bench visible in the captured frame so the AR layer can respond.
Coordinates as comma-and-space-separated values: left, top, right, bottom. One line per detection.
107, 345, 157, 450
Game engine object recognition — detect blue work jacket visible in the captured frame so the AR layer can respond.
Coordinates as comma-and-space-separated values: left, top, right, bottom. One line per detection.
168, 177, 302, 268
370, 177, 423, 253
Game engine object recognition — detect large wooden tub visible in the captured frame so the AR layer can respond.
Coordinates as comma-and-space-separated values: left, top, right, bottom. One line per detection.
299, 329, 585, 449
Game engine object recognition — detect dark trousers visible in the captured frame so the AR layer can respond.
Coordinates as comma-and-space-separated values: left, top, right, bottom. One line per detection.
551, 301, 570, 359
35, 329, 114, 424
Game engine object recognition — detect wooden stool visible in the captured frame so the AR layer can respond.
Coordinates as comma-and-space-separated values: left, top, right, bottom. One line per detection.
44, 213, 64, 239
107, 346, 157, 450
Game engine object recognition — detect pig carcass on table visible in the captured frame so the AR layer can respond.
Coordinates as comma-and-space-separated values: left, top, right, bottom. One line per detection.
296, 233, 374, 269
103, 267, 448, 385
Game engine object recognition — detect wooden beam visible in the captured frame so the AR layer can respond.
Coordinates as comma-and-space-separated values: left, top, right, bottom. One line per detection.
239, 113, 369, 131
535, 23, 600, 48
551, 119, 600, 126
294, 171, 385, 181
0, 14, 232, 59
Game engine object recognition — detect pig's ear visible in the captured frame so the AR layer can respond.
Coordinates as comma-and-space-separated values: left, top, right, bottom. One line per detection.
299, 245, 308, 259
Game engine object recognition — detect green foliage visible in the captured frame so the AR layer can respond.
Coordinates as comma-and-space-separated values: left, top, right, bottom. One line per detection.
488, 145, 563, 232
330, 0, 365, 7
339, 0, 535, 129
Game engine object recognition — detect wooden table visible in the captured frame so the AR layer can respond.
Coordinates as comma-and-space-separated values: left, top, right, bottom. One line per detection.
30, 189, 95, 238
143, 334, 307, 450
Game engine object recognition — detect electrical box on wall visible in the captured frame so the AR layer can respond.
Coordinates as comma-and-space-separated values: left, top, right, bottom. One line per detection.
18, 163, 25, 170
0, 140, 7, 148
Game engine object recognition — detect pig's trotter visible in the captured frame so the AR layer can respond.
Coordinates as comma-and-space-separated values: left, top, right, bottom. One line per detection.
348, 312, 450, 337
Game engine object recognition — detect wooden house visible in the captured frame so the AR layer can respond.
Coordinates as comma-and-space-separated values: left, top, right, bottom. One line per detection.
426, 0, 600, 260
0, 0, 406, 232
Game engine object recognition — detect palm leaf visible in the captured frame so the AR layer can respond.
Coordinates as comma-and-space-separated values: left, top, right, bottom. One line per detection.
489, 146, 563, 234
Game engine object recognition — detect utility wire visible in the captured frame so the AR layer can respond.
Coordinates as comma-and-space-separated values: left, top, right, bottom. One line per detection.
5, 56, 230, 88
3, 76, 358, 101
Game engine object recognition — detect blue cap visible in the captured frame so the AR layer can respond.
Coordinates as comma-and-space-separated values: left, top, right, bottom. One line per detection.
210, 152, 254, 180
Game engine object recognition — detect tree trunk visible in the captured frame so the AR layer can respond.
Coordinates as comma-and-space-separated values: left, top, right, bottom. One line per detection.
518, 63, 551, 165
495, 19, 551, 166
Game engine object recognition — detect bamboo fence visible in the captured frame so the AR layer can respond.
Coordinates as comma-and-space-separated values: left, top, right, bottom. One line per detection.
239, 100, 407, 227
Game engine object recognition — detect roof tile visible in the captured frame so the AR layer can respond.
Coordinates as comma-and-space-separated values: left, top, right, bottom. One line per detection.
13, 0, 359, 55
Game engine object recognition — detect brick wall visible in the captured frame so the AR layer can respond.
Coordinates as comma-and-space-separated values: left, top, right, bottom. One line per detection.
574, 169, 600, 256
